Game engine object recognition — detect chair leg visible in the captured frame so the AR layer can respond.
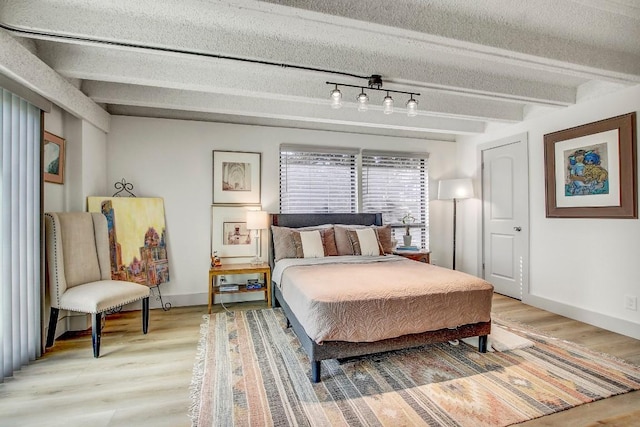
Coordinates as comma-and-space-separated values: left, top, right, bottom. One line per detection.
46, 308, 60, 348
142, 297, 149, 334
92, 313, 102, 358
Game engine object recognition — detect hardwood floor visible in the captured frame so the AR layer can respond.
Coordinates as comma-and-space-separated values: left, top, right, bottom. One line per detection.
0, 295, 638, 426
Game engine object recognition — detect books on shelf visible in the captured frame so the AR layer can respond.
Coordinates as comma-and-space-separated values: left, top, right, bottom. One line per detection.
219, 285, 239, 292
246, 279, 264, 290
396, 246, 419, 251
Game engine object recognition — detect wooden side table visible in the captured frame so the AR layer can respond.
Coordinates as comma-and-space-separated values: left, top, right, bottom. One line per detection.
208, 263, 272, 314
393, 250, 431, 263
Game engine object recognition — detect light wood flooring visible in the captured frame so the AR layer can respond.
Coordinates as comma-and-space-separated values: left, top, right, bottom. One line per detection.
0, 294, 638, 426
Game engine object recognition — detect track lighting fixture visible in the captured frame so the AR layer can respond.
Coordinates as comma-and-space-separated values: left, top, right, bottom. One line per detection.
327, 75, 419, 116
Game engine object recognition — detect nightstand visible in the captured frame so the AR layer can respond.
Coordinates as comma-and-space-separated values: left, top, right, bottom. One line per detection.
208, 263, 271, 314
393, 250, 431, 263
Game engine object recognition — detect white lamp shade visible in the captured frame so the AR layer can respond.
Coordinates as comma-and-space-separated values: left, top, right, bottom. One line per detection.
438, 178, 474, 200
246, 210, 269, 230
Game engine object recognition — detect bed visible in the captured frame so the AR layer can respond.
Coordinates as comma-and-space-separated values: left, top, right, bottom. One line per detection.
270, 213, 493, 382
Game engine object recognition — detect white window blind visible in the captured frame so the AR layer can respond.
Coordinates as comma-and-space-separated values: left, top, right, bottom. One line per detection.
280, 145, 358, 213
0, 88, 42, 382
362, 150, 429, 249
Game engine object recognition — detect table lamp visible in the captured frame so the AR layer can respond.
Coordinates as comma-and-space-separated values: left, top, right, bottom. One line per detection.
246, 210, 269, 265
438, 178, 474, 270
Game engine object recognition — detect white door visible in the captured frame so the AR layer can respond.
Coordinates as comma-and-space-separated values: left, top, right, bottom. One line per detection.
481, 136, 529, 299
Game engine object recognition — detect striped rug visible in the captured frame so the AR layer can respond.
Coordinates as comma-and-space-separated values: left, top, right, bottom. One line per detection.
190, 309, 640, 427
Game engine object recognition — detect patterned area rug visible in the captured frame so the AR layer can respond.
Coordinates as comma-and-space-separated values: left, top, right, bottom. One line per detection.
190, 309, 640, 427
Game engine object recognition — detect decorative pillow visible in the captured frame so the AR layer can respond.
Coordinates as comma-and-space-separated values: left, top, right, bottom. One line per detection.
334, 224, 393, 255
299, 230, 325, 258
374, 224, 394, 254
319, 228, 338, 256
271, 225, 299, 261
292, 228, 337, 257
271, 224, 336, 261
347, 228, 384, 256
334, 224, 366, 255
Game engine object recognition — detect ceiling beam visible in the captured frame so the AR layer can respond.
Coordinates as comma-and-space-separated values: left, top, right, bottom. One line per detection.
0, 29, 109, 132
83, 81, 486, 135
38, 40, 566, 116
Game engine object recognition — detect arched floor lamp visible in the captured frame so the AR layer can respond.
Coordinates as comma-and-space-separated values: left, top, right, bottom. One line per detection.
438, 178, 474, 270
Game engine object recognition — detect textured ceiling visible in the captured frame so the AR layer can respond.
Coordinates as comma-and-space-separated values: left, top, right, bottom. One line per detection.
1, 0, 639, 140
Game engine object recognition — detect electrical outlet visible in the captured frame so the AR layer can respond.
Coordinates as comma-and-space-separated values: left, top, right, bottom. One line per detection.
625, 295, 637, 311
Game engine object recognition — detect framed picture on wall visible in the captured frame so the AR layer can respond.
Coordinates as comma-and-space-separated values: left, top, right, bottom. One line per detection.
43, 131, 66, 184
211, 204, 261, 257
544, 112, 637, 218
212, 150, 261, 204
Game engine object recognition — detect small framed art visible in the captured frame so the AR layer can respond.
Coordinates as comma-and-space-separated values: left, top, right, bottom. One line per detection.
544, 112, 636, 218
211, 204, 261, 258
43, 131, 66, 184
212, 150, 261, 204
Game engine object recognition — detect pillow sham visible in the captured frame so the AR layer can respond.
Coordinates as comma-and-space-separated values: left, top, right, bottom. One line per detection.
347, 228, 384, 256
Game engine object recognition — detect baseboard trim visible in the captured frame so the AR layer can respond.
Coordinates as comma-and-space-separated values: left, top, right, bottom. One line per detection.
524, 294, 640, 340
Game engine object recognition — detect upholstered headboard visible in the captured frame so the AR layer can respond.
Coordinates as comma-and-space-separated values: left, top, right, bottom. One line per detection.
269, 213, 383, 268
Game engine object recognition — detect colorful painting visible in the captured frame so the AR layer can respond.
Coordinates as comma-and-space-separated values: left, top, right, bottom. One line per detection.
544, 112, 637, 219
87, 197, 169, 287
564, 143, 609, 196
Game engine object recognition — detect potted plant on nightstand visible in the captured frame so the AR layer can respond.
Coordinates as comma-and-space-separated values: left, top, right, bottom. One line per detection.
401, 213, 415, 247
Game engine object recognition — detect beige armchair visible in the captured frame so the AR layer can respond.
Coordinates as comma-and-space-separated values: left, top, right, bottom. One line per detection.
44, 212, 150, 357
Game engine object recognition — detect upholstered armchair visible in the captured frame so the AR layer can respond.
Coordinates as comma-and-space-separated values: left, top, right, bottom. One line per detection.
44, 212, 150, 357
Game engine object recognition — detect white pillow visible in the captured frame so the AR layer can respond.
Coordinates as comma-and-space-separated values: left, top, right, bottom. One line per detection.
299, 230, 325, 258
355, 228, 380, 256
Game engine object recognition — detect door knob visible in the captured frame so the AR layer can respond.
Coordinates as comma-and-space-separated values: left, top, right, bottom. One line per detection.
513, 226, 522, 232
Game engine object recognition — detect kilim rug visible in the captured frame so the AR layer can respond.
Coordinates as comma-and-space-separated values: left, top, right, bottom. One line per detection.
189, 309, 640, 427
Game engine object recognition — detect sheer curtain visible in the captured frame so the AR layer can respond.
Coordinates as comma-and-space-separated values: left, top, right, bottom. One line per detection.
0, 88, 42, 382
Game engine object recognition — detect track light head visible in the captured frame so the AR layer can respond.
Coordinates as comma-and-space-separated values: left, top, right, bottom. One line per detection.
406, 96, 418, 117
356, 89, 369, 112
330, 85, 342, 109
383, 92, 394, 114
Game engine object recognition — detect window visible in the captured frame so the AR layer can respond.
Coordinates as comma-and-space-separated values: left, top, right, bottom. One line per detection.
362, 150, 429, 249
279, 145, 358, 213
279, 145, 429, 249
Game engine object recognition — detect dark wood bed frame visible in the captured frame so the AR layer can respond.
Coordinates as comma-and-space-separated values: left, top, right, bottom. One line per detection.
270, 213, 490, 383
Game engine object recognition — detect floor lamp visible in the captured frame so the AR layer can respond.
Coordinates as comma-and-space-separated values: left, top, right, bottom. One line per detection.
438, 178, 474, 270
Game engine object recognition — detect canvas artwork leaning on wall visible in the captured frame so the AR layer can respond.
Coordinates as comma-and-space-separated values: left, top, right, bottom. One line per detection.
87, 197, 170, 287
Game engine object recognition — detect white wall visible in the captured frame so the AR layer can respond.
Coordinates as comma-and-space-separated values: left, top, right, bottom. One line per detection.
458, 84, 640, 339
43, 107, 108, 212
106, 116, 458, 306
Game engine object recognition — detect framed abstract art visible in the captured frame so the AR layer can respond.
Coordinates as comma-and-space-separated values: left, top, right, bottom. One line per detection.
544, 112, 636, 218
